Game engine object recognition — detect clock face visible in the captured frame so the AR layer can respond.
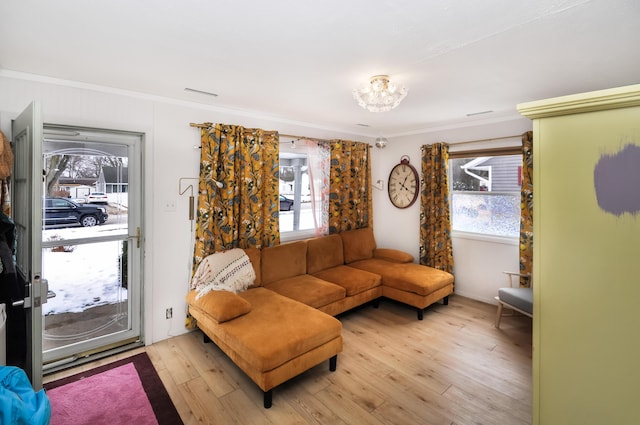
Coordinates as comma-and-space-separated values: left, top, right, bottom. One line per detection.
388, 161, 419, 208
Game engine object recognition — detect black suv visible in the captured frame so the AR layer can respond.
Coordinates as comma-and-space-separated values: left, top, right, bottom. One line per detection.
44, 198, 109, 227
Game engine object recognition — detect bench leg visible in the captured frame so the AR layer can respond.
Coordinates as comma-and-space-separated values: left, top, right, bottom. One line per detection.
264, 390, 273, 409
495, 302, 504, 329
329, 355, 337, 372
417, 308, 424, 320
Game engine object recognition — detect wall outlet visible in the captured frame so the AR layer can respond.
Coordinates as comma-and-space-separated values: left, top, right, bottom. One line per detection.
165, 307, 173, 319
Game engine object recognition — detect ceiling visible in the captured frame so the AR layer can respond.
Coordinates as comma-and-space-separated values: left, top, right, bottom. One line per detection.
1, 0, 639, 137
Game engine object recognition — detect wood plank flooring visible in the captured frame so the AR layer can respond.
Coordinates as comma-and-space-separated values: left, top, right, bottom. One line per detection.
45, 295, 532, 425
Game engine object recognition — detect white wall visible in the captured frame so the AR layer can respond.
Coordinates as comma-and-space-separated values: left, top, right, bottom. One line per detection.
0, 72, 532, 345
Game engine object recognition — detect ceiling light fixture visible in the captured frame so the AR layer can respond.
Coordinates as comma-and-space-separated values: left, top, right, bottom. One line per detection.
375, 137, 388, 149
353, 75, 407, 112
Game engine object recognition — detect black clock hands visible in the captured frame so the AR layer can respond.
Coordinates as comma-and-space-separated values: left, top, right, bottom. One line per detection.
398, 174, 410, 191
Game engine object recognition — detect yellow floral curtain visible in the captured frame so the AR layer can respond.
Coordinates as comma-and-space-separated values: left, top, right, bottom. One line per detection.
0, 131, 12, 216
419, 143, 454, 274
519, 131, 534, 287
191, 123, 280, 275
328, 140, 372, 233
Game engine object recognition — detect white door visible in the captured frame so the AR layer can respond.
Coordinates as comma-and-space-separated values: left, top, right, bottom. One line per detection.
11, 101, 45, 389
11, 103, 144, 388
40, 125, 143, 370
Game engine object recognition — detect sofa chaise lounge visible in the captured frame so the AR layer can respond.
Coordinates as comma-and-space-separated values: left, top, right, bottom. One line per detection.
186, 227, 454, 408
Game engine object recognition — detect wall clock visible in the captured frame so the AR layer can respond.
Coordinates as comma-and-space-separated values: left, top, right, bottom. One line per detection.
388, 155, 419, 209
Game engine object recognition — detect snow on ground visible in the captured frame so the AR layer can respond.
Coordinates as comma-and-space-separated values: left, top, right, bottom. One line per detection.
42, 222, 128, 315
40, 198, 315, 315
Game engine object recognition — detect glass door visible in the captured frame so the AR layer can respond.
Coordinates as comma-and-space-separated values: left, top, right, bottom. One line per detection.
40, 126, 143, 369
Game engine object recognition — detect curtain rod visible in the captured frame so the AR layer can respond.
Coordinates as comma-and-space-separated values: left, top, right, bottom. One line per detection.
279, 133, 329, 143
190, 123, 329, 143
190, 122, 213, 129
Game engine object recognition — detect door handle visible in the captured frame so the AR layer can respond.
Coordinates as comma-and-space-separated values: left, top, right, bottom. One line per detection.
12, 282, 30, 308
11, 277, 50, 308
128, 226, 141, 248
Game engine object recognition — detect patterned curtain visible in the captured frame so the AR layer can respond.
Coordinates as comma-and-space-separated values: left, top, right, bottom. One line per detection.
328, 140, 372, 233
519, 131, 534, 287
0, 131, 12, 216
191, 123, 280, 275
419, 143, 454, 274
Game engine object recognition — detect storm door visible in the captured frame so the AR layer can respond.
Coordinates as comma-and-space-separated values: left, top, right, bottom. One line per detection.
40, 125, 143, 371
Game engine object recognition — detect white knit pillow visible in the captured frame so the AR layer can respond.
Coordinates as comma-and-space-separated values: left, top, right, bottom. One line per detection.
191, 249, 256, 299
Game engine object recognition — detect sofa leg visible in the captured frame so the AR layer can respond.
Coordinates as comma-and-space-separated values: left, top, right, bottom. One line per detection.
329, 355, 337, 372
372, 299, 380, 309
203, 332, 211, 344
417, 308, 424, 320
264, 390, 273, 409
443, 296, 449, 306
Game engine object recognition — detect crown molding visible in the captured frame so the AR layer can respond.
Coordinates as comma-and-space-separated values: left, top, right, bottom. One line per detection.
517, 84, 640, 119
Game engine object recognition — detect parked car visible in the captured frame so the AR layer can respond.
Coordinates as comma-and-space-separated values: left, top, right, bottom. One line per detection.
44, 198, 108, 227
279, 195, 294, 211
86, 192, 109, 204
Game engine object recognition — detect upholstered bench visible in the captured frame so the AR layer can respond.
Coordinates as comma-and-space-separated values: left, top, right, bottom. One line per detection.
495, 272, 533, 328
186, 287, 343, 408
495, 287, 533, 328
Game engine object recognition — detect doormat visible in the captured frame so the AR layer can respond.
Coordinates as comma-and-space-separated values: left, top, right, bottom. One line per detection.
44, 352, 183, 425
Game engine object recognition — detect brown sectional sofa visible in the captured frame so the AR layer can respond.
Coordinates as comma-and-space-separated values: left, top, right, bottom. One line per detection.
186, 227, 454, 408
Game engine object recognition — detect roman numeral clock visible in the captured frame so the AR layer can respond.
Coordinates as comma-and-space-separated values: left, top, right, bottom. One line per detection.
387, 155, 419, 208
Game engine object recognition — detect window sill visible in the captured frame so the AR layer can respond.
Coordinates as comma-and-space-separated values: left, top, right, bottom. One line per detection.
280, 228, 319, 243
452, 230, 519, 245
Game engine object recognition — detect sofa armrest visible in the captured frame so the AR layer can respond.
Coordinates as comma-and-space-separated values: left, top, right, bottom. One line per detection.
186, 289, 251, 323
373, 248, 414, 263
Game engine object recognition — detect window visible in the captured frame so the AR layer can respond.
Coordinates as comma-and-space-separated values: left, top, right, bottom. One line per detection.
449, 153, 522, 238
279, 139, 330, 240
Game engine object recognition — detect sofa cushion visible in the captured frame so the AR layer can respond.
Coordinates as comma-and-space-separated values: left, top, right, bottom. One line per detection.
186, 289, 251, 323
350, 258, 453, 296
340, 227, 376, 264
243, 247, 262, 287
307, 234, 344, 274
374, 248, 414, 263
265, 275, 346, 309
261, 241, 307, 284
312, 265, 381, 296
214, 288, 342, 372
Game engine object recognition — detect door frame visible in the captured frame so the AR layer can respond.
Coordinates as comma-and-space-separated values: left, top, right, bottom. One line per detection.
40, 124, 145, 370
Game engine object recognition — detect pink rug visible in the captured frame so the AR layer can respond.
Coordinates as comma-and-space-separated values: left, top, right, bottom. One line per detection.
44, 353, 182, 425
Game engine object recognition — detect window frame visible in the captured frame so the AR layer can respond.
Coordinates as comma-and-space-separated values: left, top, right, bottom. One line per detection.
278, 139, 329, 241
448, 146, 522, 241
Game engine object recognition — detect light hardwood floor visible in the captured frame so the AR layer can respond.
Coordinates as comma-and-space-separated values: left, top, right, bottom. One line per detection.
45, 295, 532, 425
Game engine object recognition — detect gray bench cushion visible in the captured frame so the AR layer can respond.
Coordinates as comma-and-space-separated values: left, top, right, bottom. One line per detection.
498, 287, 533, 314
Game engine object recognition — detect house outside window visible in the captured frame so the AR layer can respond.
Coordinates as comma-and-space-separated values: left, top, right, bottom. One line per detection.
449, 153, 522, 238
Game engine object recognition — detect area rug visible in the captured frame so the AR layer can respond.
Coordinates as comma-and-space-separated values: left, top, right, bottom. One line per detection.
44, 352, 183, 425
